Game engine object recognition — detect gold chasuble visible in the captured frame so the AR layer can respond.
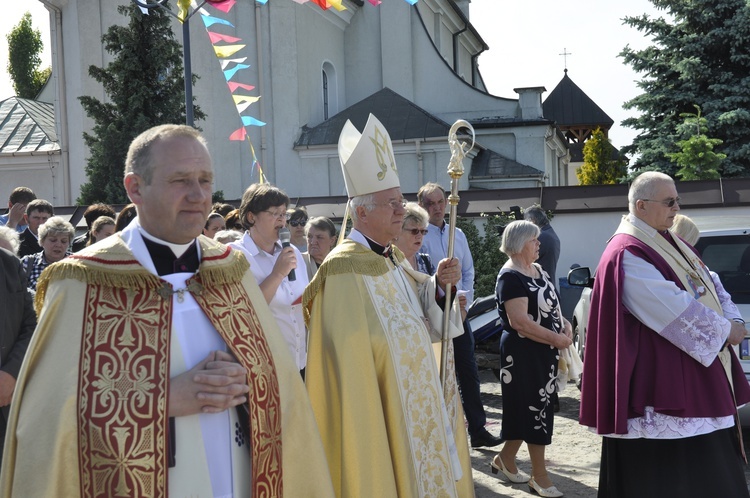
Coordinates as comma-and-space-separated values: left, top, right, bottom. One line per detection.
0, 233, 334, 497
304, 238, 472, 498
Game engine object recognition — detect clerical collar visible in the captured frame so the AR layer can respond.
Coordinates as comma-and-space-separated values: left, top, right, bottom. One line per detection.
361, 233, 392, 258
349, 230, 392, 258
139, 227, 193, 258
139, 228, 199, 276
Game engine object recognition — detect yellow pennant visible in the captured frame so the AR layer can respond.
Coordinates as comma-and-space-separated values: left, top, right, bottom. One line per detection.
214, 44, 246, 58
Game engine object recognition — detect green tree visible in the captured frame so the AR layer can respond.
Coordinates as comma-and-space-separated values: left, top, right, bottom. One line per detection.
667, 105, 725, 180
6, 12, 50, 99
576, 128, 628, 185
621, 0, 750, 177
78, 4, 205, 205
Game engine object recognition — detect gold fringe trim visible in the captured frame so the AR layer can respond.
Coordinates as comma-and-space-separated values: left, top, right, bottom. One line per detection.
34, 244, 250, 315
198, 250, 249, 287
35, 261, 162, 315
303, 240, 402, 325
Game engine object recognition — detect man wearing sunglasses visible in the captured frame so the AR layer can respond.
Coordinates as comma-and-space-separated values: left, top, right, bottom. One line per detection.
418, 182, 503, 449
581, 171, 750, 497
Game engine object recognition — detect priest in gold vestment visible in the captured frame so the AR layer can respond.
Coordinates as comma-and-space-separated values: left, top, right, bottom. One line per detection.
0, 125, 334, 497
304, 114, 475, 498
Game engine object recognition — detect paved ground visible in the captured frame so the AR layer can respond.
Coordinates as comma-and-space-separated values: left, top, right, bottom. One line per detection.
468, 370, 750, 498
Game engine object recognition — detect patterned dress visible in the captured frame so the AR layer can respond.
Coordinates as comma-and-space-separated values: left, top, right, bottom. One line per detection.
495, 264, 562, 445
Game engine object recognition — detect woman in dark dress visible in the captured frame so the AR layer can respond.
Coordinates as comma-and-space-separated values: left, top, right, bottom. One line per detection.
490, 220, 573, 497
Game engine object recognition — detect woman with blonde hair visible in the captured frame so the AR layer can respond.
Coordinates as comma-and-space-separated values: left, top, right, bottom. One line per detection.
20, 216, 74, 291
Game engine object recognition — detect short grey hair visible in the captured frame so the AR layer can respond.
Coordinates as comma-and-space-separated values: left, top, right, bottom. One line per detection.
0, 226, 20, 254
349, 194, 375, 223
214, 230, 242, 244
628, 171, 674, 213
523, 205, 549, 227
38, 216, 75, 244
403, 202, 428, 229
124, 124, 207, 185
500, 220, 540, 256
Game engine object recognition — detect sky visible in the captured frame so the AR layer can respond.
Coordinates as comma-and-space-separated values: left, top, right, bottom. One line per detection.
0, 0, 665, 151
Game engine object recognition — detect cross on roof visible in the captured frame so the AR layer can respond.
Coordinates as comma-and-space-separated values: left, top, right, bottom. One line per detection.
559, 47, 572, 71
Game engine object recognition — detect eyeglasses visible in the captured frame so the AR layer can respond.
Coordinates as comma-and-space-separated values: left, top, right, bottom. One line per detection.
641, 197, 681, 208
263, 210, 291, 220
371, 199, 407, 210
289, 219, 308, 227
403, 228, 428, 236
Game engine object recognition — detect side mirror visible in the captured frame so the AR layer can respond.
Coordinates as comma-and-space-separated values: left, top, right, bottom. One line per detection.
568, 267, 593, 288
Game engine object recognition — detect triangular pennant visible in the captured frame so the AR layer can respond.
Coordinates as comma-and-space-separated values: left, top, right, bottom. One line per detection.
310, 0, 329, 9
229, 127, 247, 141
368, 0, 382, 5
201, 14, 235, 28
207, 31, 242, 44
224, 64, 251, 81
293, 0, 308, 3
206, 0, 236, 13
234, 96, 261, 113
177, 0, 191, 22
228, 82, 256, 92
220, 57, 248, 70
327, 0, 346, 11
214, 44, 246, 58
241, 116, 266, 127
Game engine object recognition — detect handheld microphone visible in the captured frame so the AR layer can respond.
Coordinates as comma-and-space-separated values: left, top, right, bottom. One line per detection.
278, 227, 296, 281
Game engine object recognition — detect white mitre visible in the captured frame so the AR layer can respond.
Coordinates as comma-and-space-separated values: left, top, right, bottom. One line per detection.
338, 113, 400, 197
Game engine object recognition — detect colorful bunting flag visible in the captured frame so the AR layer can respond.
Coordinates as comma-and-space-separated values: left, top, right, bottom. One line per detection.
213, 44, 246, 58
229, 127, 247, 140
220, 57, 248, 70
228, 82, 256, 92
224, 64, 251, 81
241, 116, 266, 127
201, 15, 235, 28
177, 0, 192, 22
207, 31, 242, 44
206, 0, 237, 13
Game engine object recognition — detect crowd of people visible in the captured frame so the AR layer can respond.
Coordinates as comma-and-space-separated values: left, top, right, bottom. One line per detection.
0, 119, 747, 498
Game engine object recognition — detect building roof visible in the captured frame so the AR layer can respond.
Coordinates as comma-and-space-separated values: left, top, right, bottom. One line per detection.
0, 97, 59, 154
470, 148, 544, 179
542, 70, 614, 129
295, 87, 452, 147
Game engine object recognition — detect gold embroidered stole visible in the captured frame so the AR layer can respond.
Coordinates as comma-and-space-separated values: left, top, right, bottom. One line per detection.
77, 279, 170, 497
617, 218, 722, 314
42, 235, 284, 497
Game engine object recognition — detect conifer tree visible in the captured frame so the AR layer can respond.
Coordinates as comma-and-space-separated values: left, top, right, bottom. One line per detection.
621, 0, 750, 177
78, 4, 205, 205
7, 12, 50, 99
576, 128, 627, 185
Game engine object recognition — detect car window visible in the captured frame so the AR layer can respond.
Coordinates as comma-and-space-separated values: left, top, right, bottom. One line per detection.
696, 234, 750, 304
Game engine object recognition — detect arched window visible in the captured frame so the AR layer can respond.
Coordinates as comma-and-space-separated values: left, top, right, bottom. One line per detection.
322, 62, 337, 121
322, 69, 329, 120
